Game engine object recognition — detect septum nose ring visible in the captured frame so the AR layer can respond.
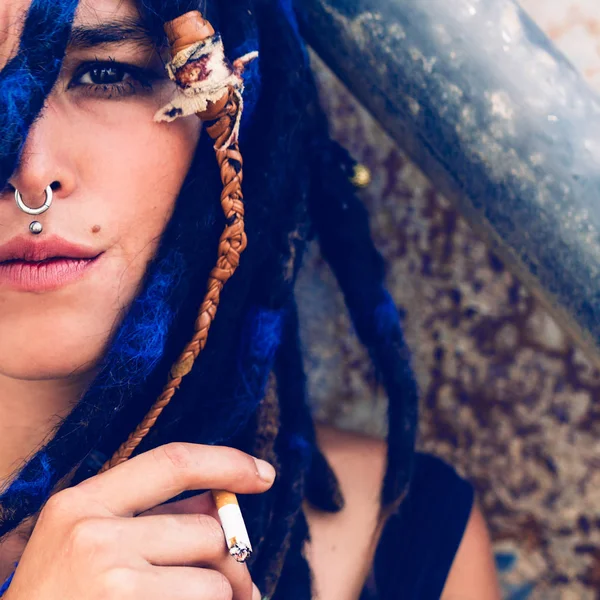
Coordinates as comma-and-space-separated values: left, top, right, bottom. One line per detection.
15, 185, 53, 235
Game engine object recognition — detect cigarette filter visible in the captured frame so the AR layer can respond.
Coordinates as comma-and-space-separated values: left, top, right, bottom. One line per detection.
212, 490, 253, 563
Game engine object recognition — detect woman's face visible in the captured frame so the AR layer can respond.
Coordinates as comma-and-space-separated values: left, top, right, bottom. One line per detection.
0, 0, 201, 381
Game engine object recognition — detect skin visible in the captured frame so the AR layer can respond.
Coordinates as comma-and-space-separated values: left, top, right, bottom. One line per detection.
0, 0, 502, 598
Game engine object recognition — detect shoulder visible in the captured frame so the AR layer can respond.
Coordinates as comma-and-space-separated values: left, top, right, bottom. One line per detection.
440, 500, 501, 599
305, 424, 500, 600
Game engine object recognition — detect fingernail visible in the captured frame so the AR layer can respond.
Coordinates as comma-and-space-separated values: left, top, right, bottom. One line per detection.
252, 583, 261, 600
254, 458, 275, 483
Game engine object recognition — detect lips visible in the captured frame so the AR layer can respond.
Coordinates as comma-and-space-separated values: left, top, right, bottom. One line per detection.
0, 234, 101, 264
0, 235, 103, 292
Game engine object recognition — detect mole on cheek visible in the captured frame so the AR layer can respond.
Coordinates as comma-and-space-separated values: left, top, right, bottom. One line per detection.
92, 225, 101, 233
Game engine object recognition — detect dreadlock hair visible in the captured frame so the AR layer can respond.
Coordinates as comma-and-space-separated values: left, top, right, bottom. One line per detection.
0, 0, 420, 596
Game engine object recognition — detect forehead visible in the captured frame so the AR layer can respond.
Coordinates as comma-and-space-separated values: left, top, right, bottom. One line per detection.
0, 0, 139, 67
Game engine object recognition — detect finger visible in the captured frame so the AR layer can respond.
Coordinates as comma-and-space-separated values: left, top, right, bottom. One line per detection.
132, 566, 242, 600
138, 491, 217, 519
75, 443, 275, 517
123, 513, 252, 599
125, 512, 236, 566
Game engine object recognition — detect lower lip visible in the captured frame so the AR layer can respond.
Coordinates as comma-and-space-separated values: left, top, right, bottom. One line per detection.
0, 255, 102, 292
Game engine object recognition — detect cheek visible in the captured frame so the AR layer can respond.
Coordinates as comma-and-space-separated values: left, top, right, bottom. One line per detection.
82, 108, 201, 288
87, 110, 201, 330
88, 109, 200, 233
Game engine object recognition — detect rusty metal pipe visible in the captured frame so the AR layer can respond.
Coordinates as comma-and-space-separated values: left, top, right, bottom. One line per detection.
297, 0, 600, 368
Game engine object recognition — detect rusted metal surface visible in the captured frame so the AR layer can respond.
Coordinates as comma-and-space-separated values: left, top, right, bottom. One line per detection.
298, 0, 600, 367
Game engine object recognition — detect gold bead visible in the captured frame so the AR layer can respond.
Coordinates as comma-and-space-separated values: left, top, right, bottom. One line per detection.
170, 355, 195, 379
350, 164, 372, 188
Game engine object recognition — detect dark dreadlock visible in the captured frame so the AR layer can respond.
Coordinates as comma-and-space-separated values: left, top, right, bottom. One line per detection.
0, 0, 419, 597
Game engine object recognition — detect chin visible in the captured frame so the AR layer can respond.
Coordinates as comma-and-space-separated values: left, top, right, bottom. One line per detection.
0, 306, 112, 381
0, 347, 102, 381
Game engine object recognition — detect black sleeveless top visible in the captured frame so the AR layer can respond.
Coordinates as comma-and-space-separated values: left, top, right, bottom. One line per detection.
361, 453, 474, 599
0, 452, 474, 598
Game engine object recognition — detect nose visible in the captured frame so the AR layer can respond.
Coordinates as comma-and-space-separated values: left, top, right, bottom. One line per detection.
7, 100, 76, 210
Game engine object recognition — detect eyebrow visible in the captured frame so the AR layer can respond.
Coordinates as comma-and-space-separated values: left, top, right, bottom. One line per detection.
67, 16, 162, 51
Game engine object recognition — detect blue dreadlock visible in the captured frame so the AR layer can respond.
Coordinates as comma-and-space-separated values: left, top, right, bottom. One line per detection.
0, 0, 79, 188
307, 136, 420, 506
0, 0, 419, 596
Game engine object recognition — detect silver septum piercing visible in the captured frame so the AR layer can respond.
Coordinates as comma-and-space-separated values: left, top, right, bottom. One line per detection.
15, 185, 53, 235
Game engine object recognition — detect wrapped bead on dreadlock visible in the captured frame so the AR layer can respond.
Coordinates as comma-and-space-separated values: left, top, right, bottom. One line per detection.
156, 11, 258, 138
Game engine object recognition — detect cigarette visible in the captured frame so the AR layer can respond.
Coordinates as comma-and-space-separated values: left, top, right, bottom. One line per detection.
212, 490, 253, 563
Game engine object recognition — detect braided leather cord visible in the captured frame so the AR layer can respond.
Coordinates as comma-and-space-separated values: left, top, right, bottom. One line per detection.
99, 14, 249, 473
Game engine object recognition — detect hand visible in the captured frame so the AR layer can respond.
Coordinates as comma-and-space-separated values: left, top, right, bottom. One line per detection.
4, 443, 275, 600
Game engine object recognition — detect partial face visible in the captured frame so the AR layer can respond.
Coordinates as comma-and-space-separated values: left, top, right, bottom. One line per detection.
0, 0, 202, 380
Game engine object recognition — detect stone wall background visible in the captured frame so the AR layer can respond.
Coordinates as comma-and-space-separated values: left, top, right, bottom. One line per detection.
297, 2, 600, 598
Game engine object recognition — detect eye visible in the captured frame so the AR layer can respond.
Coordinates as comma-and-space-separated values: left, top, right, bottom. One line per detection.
68, 58, 158, 99
78, 63, 130, 86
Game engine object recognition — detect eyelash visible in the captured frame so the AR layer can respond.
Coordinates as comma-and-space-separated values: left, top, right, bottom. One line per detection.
68, 57, 160, 99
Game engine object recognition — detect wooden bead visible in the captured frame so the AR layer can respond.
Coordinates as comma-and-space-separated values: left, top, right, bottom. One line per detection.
164, 10, 215, 56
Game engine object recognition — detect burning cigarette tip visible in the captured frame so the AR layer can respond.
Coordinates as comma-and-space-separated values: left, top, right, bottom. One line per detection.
229, 540, 252, 563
